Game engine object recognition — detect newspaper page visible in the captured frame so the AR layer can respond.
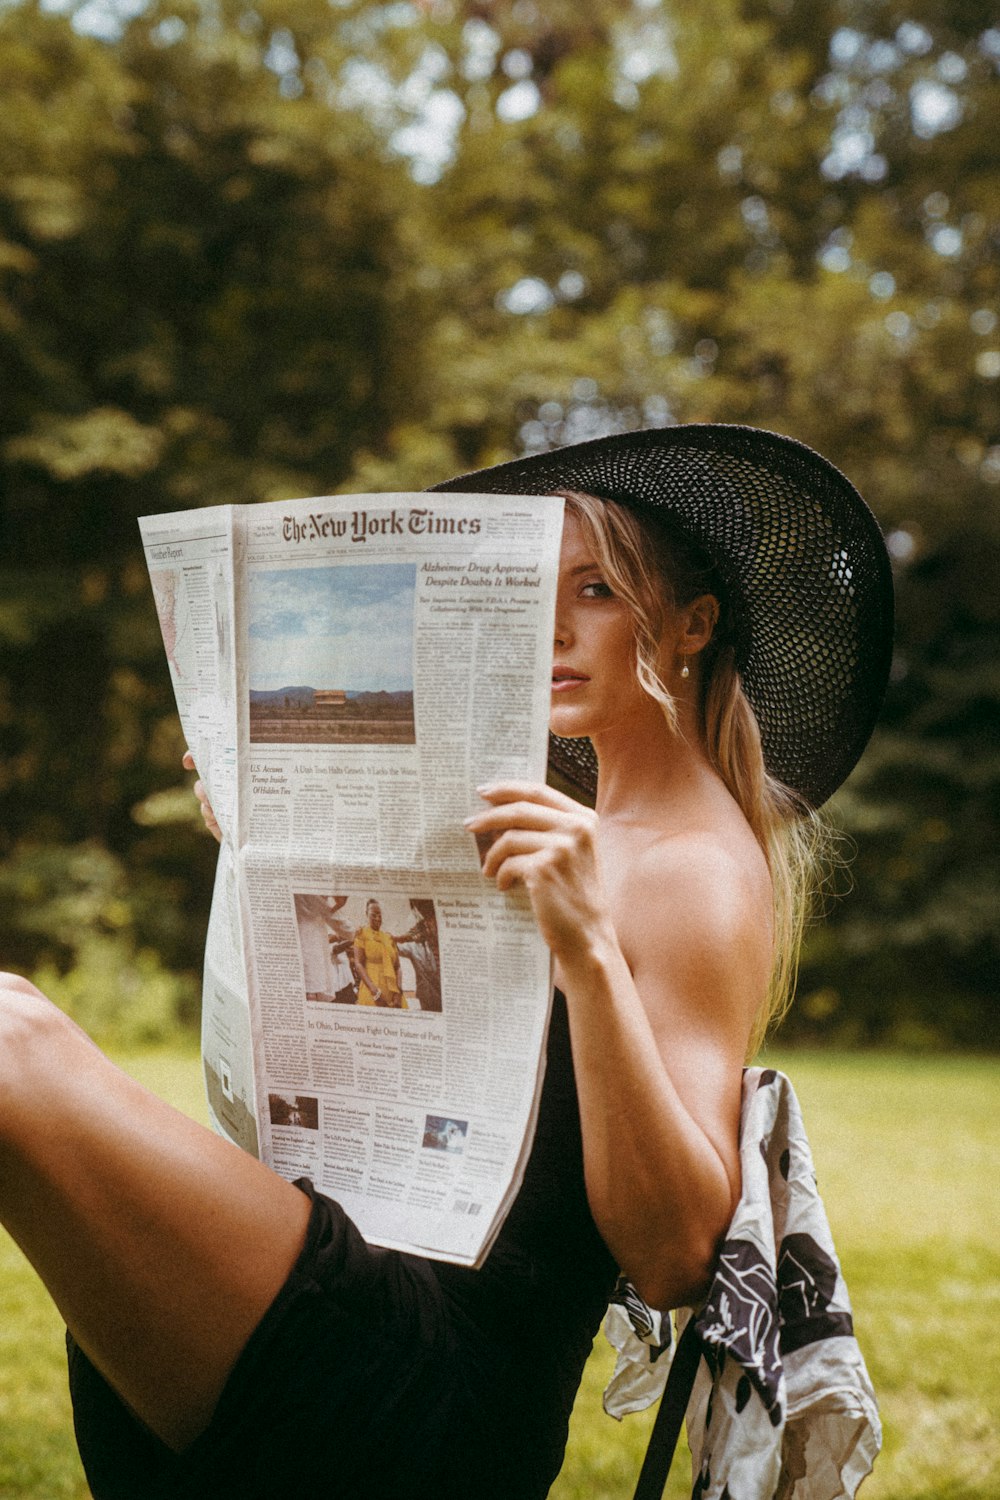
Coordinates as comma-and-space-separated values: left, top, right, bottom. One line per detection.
140, 492, 564, 1267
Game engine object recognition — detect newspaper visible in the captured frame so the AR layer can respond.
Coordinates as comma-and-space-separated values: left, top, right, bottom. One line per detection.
139, 491, 564, 1267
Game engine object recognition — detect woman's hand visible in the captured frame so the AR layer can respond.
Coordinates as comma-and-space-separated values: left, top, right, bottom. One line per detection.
465, 782, 616, 964
182, 751, 222, 844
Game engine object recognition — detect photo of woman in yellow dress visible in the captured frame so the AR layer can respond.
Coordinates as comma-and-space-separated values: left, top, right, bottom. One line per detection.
353, 898, 403, 1007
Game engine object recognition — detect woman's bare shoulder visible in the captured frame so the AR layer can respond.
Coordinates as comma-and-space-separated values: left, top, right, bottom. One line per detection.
622, 815, 770, 929
610, 823, 773, 1033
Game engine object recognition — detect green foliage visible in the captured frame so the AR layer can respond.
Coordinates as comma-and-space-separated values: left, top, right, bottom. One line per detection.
0, 0, 997, 1039
0, 0, 437, 1024
0, 840, 199, 1042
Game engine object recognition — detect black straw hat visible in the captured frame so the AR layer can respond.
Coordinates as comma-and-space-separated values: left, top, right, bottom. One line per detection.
432, 423, 894, 809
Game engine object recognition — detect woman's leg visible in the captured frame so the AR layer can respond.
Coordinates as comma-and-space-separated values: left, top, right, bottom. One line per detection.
0, 973, 312, 1452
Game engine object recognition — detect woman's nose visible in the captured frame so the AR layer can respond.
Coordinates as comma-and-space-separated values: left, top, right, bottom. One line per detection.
553, 600, 572, 649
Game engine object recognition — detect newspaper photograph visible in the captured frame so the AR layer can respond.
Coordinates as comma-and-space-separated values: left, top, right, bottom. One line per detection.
139, 491, 564, 1267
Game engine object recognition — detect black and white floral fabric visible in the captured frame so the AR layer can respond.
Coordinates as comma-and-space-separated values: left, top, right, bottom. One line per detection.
603, 1067, 881, 1500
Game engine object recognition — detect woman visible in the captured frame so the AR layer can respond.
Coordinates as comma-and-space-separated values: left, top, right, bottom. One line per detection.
0, 425, 892, 1499
353, 898, 404, 1007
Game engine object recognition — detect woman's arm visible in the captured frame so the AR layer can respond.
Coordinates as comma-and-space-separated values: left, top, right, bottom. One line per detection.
466, 781, 770, 1309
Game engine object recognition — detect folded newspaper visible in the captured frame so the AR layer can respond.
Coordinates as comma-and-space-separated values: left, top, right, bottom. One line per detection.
139, 492, 564, 1268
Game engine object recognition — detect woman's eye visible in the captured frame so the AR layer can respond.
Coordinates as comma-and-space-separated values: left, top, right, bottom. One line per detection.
581, 579, 614, 599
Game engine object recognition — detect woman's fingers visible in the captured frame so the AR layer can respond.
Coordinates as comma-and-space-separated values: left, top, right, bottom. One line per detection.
467, 781, 597, 839
467, 782, 598, 892
183, 752, 223, 844
465, 800, 582, 837
479, 828, 575, 880
493, 851, 550, 893
195, 786, 222, 842
475, 780, 582, 813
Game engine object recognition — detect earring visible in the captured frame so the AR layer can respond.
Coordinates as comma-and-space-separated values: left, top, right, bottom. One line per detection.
680, 662, 690, 680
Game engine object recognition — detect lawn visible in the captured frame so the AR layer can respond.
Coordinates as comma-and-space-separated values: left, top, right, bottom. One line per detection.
0, 1049, 997, 1499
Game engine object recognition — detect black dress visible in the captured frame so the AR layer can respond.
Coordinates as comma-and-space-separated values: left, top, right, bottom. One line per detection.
68, 991, 617, 1499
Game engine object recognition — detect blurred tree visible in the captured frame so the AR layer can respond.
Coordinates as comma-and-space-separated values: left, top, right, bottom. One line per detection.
0, 0, 996, 1042
0, 0, 438, 1028
396, 0, 1000, 1045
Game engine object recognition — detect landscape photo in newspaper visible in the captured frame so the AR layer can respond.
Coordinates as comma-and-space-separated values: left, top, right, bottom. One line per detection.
248, 562, 416, 746
139, 491, 564, 1267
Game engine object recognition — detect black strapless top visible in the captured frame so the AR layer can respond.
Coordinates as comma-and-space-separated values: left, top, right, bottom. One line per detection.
438, 985, 615, 1293
432, 988, 618, 1495
496, 987, 615, 1270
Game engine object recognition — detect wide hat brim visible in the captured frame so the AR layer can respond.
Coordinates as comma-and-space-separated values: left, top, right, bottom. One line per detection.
432, 423, 894, 809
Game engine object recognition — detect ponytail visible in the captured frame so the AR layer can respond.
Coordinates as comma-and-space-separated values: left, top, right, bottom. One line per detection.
703, 645, 831, 1052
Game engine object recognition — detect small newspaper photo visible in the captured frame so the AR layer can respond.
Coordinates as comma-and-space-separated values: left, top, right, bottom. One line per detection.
139, 491, 564, 1267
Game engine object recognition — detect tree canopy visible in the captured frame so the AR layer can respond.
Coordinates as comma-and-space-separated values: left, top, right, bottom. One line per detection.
1, 0, 997, 1044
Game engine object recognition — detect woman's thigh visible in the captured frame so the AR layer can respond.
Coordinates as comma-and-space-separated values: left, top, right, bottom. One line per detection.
0, 973, 311, 1451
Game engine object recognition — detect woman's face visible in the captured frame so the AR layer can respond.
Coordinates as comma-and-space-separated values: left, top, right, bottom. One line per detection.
550, 511, 657, 741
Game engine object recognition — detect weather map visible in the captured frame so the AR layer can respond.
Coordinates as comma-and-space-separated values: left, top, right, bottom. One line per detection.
149, 567, 196, 681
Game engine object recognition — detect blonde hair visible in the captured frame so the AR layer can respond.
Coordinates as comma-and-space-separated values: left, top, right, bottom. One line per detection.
562, 490, 832, 1055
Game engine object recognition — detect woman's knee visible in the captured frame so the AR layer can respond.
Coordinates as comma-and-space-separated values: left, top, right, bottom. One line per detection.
0, 973, 94, 1127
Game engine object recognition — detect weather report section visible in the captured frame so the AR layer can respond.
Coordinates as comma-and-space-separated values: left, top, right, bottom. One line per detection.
138, 509, 238, 844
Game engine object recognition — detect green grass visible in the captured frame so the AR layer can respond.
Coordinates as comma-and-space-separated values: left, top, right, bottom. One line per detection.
1, 1050, 997, 1498
552, 1052, 1000, 1500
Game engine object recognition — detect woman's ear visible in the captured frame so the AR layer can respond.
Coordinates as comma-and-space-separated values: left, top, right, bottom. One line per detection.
681, 593, 720, 656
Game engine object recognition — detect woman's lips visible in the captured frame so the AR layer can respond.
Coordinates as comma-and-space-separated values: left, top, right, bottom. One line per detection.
551, 668, 590, 691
